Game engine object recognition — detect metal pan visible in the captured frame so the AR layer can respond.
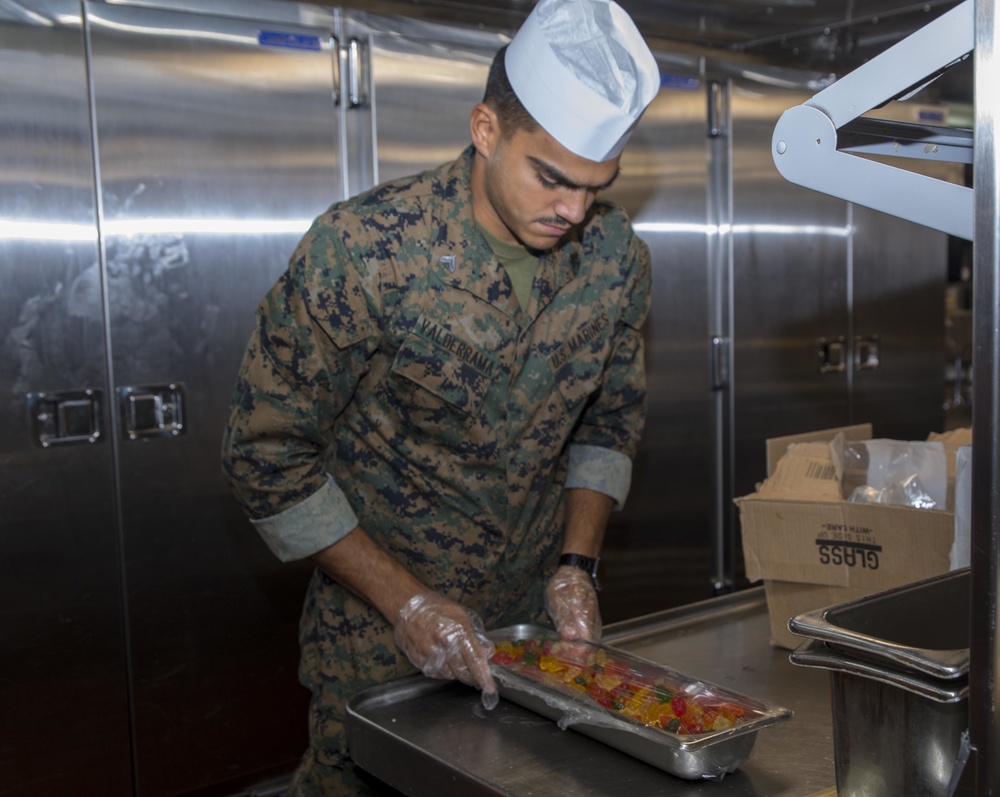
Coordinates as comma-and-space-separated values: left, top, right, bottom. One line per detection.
488, 624, 793, 780
787, 568, 970, 680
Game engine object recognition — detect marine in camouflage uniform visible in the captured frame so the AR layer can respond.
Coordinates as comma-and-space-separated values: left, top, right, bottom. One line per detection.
221, 141, 650, 787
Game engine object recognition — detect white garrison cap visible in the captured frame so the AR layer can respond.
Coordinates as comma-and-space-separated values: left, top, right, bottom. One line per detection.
505, 0, 659, 162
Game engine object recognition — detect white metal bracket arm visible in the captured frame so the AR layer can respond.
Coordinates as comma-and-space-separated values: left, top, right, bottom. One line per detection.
771, 0, 974, 241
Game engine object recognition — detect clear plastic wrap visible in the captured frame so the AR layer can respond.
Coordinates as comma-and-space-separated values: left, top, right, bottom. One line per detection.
544, 565, 602, 641
492, 637, 748, 734
488, 626, 792, 780
394, 592, 498, 709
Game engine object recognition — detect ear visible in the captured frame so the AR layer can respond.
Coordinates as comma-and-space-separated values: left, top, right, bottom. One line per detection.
470, 102, 500, 159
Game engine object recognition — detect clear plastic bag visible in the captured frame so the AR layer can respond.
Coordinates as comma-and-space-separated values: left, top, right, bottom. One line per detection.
830, 434, 947, 509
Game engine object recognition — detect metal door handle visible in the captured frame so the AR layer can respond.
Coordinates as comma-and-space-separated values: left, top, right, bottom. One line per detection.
347, 38, 365, 108
27, 389, 103, 447
330, 35, 340, 106
707, 80, 726, 138
710, 336, 730, 389
118, 383, 186, 440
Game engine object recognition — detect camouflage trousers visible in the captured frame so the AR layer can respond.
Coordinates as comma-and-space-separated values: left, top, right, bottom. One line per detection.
287, 747, 405, 797
292, 567, 549, 795
295, 572, 417, 779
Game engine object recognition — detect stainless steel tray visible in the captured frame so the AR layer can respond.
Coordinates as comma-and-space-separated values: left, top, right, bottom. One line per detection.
488, 625, 793, 781
789, 638, 969, 703
787, 568, 970, 680
345, 588, 835, 796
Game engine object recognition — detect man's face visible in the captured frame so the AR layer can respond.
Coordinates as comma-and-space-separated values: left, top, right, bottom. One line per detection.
471, 109, 621, 252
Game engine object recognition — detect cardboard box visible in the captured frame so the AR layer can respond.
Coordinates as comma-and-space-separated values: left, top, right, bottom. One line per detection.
737, 424, 956, 650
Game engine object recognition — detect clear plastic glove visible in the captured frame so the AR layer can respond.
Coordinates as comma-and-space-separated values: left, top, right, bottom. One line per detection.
545, 565, 602, 642
393, 592, 499, 710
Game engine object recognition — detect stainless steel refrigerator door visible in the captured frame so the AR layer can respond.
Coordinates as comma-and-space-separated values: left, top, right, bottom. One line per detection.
731, 83, 852, 498
731, 80, 952, 500
342, 11, 502, 191
0, 2, 132, 794
852, 160, 960, 440
602, 79, 715, 616
86, 4, 341, 793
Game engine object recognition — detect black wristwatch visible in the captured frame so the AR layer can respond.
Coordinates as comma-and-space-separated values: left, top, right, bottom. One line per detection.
558, 552, 601, 590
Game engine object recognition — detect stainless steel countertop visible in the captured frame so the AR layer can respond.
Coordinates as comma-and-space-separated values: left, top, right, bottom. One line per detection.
347, 587, 836, 796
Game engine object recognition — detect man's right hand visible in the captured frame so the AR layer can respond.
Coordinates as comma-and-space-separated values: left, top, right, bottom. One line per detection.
310, 528, 499, 708
393, 591, 499, 708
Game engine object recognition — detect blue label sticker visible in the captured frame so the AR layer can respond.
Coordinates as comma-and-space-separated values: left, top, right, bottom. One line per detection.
660, 74, 700, 91
258, 30, 322, 51
917, 108, 946, 124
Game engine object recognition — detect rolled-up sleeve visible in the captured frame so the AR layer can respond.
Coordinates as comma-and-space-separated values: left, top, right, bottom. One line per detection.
564, 443, 633, 509
251, 474, 360, 562
568, 232, 651, 509
221, 215, 379, 560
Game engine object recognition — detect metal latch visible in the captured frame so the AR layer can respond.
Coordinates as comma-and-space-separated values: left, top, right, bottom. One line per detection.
27, 388, 103, 447
817, 337, 848, 374
118, 383, 186, 440
854, 335, 881, 371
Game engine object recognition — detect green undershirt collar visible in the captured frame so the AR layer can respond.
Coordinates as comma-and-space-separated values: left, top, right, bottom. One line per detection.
477, 223, 539, 311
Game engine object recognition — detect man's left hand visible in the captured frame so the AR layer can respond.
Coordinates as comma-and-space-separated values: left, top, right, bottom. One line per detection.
545, 565, 602, 642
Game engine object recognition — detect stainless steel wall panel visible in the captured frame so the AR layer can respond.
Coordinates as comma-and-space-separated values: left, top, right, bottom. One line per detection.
0, 3, 132, 794
85, 4, 341, 794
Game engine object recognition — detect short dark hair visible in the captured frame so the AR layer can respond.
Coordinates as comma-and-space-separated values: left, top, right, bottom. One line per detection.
483, 45, 539, 138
